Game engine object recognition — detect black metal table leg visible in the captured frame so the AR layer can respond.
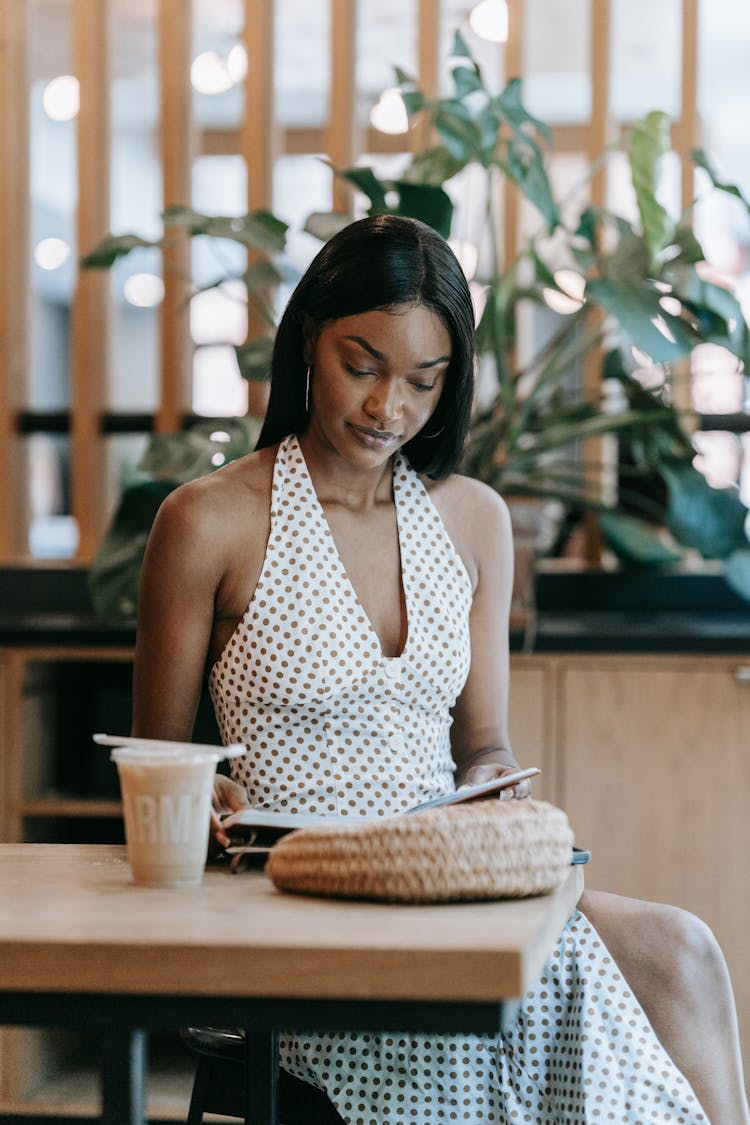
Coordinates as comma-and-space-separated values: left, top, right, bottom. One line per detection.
244, 1028, 279, 1125
100, 1027, 148, 1125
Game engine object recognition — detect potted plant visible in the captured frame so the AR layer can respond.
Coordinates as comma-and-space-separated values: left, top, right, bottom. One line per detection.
303, 32, 750, 606
83, 31, 750, 619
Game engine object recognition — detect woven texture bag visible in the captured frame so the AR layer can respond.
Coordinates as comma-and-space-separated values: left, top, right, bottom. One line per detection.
265, 799, 574, 903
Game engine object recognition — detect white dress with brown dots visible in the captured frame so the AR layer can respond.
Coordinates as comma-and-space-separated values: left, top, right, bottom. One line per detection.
209, 434, 707, 1125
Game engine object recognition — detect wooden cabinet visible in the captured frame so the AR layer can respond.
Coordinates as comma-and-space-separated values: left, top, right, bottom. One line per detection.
511, 652, 750, 1090
559, 655, 750, 1087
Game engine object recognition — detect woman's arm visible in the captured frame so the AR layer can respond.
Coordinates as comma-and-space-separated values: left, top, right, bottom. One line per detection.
131, 483, 222, 741
130, 480, 253, 845
447, 478, 532, 797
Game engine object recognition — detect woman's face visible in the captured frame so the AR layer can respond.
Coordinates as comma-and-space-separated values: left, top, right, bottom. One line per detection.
306, 303, 451, 465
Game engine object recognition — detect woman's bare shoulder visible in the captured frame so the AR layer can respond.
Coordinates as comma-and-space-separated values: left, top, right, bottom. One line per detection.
161, 446, 275, 520
148, 445, 277, 562
426, 472, 510, 534
424, 473, 512, 588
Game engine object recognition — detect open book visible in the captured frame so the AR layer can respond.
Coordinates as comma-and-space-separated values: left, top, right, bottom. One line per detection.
221, 766, 541, 852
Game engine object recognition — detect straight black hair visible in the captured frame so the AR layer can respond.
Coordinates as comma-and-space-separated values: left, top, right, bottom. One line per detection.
256, 214, 476, 479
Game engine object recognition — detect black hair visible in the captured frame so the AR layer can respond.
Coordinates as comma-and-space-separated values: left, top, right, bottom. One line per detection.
255, 214, 476, 479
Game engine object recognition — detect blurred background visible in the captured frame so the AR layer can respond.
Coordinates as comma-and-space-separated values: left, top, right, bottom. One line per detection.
2, 0, 749, 562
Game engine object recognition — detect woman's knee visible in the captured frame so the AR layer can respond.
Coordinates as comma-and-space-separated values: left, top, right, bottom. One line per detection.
578, 890, 726, 1002
654, 904, 728, 1001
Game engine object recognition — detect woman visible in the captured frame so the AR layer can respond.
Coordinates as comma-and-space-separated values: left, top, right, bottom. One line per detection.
133, 215, 748, 1124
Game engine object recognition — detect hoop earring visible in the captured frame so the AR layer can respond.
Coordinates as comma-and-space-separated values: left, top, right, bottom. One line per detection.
421, 421, 445, 439
305, 366, 311, 413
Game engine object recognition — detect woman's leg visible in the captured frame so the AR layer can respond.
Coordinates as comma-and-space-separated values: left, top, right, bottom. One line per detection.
578, 889, 749, 1125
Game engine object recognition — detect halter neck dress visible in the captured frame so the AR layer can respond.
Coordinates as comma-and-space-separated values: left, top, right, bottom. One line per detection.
209, 434, 707, 1125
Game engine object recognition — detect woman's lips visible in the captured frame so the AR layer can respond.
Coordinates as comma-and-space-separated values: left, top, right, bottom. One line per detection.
348, 423, 399, 447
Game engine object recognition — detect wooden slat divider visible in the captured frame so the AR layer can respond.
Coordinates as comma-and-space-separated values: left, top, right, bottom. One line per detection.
670, 3, 700, 421
588, 0, 610, 208
327, 0, 359, 214
678, 0, 699, 213
203, 124, 434, 158
71, 0, 110, 559
580, 0, 612, 552
0, 2, 29, 559
242, 0, 276, 416
243, 0, 276, 212
157, 0, 193, 434
502, 0, 524, 266
413, 0, 440, 153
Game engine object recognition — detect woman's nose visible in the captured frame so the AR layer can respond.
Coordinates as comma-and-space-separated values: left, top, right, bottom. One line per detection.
365, 378, 402, 422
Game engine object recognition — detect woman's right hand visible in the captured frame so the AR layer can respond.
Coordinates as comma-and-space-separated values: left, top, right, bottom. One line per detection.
210, 774, 251, 851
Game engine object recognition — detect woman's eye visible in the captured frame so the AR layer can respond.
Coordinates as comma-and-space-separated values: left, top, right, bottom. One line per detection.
345, 364, 375, 378
411, 382, 436, 393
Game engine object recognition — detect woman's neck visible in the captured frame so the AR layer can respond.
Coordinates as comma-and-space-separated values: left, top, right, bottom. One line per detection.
296, 431, 395, 512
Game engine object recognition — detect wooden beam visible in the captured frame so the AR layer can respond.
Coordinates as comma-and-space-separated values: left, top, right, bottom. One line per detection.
503, 0, 524, 263
677, 0, 699, 213
588, 0, 611, 207
671, 0, 700, 418
327, 0, 359, 214
0, 1, 29, 559
581, 0, 613, 551
71, 0, 110, 560
242, 0, 276, 416
200, 121, 638, 160
158, 0, 193, 433
243, 0, 276, 211
413, 0, 440, 153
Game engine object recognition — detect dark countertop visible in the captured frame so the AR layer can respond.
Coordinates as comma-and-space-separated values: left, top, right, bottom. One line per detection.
1, 565, 749, 654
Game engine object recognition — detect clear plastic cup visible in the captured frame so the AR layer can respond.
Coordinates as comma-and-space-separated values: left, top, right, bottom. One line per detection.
111, 747, 221, 887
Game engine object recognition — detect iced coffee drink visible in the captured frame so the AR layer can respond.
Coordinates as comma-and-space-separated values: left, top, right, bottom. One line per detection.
111, 748, 220, 887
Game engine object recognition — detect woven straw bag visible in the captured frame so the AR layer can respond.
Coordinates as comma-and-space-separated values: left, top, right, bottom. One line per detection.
265, 799, 574, 903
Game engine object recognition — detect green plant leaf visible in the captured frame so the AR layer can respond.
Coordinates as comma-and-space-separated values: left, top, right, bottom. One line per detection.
665, 265, 750, 365
494, 78, 552, 145
663, 462, 749, 559
599, 510, 682, 564
236, 337, 274, 381
667, 225, 705, 265
723, 549, 750, 602
508, 407, 675, 461
586, 277, 698, 362
498, 142, 560, 231
137, 418, 258, 483
303, 211, 352, 241
389, 181, 454, 238
80, 233, 160, 269
627, 110, 676, 265
333, 166, 389, 212
393, 66, 425, 115
692, 149, 750, 214
449, 29, 473, 60
162, 207, 289, 252
241, 258, 283, 290
400, 146, 465, 186
604, 232, 651, 281
433, 100, 482, 163
452, 62, 484, 99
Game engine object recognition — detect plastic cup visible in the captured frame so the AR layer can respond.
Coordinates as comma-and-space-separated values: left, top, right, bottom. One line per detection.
111, 747, 221, 887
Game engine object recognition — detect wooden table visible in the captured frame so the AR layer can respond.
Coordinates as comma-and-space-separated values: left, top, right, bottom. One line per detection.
0, 844, 583, 1125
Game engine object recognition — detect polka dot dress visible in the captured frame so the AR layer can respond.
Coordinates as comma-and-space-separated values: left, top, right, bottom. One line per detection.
209, 435, 708, 1125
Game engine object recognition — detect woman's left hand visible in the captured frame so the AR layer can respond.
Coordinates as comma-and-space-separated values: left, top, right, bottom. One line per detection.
458, 761, 533, 800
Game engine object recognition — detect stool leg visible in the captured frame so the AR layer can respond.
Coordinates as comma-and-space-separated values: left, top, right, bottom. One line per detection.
244, 1030, 279, 1125
100, 1028, 148, 1125
186, 1055, 211, 1125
